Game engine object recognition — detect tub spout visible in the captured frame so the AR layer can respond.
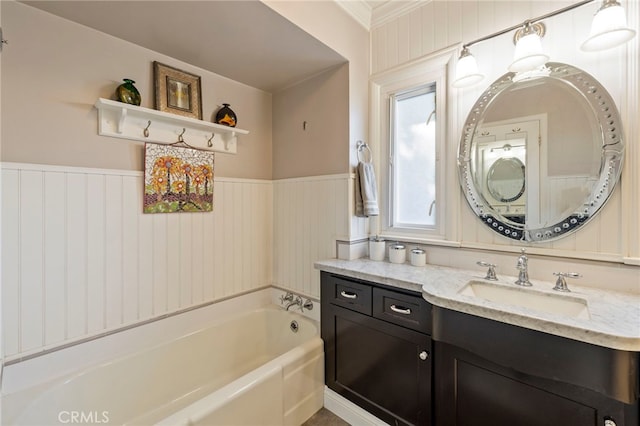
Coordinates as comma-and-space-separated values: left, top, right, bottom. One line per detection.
285, 296, 303, 311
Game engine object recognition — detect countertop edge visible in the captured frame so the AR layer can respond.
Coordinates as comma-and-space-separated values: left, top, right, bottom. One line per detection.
315, 259, 640, 352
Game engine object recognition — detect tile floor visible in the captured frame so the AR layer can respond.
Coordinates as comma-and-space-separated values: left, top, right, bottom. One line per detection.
302, 408, 350, 426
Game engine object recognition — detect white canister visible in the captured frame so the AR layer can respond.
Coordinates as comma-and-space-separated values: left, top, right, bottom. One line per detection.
369, 237, 386, 261
389, 243, 406, 264
410, 248, 426, 267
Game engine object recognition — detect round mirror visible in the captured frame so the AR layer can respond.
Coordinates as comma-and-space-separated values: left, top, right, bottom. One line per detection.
486, 157, 526, 203
458, 63, 624, 242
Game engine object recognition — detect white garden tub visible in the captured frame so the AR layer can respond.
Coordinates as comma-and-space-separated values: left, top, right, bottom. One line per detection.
3, 306, 324, 425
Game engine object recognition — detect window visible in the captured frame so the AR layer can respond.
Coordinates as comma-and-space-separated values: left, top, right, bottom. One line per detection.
390, 84, 437, 229
371, 51, 450, 240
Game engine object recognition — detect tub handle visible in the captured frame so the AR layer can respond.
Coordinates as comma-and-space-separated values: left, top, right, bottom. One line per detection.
390, 305, 411, 315
340, 290, 357, 299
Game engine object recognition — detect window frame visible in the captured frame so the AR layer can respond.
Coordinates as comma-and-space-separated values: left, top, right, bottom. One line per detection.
389, 82, 438, 231
371, 53, 451, 241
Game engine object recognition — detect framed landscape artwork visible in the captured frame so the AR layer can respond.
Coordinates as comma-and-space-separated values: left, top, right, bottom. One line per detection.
144, 143, 214, 213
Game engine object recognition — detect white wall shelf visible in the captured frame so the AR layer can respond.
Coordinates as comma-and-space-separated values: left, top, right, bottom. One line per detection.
94, 98, 249, 154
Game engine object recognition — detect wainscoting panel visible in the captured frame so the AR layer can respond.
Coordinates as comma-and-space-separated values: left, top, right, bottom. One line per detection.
273, 175, 350, 299
1, 163, 273, 360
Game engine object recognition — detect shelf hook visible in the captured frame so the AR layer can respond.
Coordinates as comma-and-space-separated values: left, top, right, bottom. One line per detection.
178, 128, 186, 143
207, 133, 215, 147
143, 120, 151, 138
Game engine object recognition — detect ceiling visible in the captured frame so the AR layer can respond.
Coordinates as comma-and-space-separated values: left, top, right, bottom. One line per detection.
23, 1, 348, 93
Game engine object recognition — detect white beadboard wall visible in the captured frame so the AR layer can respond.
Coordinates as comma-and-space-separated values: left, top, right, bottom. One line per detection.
370, 0, 639, 263
273, 174, 352, 299
1, 162, 273, 360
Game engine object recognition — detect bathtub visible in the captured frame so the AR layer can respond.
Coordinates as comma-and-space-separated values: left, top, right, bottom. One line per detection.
3, 306, 325, 425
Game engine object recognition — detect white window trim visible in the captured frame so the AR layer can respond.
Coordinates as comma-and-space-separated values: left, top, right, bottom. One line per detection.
370, 47, 457, 242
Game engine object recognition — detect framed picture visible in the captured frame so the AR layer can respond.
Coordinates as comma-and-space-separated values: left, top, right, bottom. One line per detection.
144, 142, 214, 214
153, 61, 203, 120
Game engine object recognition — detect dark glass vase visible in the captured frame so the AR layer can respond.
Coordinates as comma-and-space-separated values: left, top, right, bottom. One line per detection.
215, 103, 237, 127
116, 78, 141, 106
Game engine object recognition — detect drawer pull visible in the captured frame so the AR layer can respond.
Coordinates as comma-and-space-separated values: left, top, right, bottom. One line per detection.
390, 304, 411, 315
340, 290, 358, 299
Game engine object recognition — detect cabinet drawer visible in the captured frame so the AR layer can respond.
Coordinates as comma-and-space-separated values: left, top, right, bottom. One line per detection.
323, 274, 372, 315
373, 288, 432, 333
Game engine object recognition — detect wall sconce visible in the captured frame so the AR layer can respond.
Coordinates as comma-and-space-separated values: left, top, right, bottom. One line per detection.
581, 0, 637, 51
452, 47, 484, 88
451, 0, 636, 88
509, 22, 549, 73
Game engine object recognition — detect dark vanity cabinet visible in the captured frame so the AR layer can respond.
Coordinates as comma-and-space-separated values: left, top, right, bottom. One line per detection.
433, 307, 640, 426
319, 270, 639, 426
321, 272, 433, 426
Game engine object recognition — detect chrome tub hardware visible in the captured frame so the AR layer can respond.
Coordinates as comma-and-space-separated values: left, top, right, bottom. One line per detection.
279, 292, 294, 304
302, 299, 314, 311
514, 248, 532, 287
476, 261, 498, 281
279, 291, 314, 312
286, 296, 303, 311
553, 272, 581, 292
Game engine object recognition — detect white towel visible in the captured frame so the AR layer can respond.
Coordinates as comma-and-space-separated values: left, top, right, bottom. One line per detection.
355, 161, 379, 217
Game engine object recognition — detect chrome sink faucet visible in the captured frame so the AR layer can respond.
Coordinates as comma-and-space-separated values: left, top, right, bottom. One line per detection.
515, 248, 532, 287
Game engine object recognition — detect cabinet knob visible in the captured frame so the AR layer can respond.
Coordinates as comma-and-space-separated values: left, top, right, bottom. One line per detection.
419, 351, 429, 361
604, 419, 617, 426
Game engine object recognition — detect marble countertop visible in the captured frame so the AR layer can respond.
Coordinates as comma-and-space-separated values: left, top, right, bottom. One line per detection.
315, 258, 640, 351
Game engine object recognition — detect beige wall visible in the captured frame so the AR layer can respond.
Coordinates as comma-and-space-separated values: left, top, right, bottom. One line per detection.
1, 2, 272, 179
263, 0, 370, 171
272, 64, 349, 179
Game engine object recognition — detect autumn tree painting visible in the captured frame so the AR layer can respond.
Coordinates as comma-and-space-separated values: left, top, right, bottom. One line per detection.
144, 143, 214, 213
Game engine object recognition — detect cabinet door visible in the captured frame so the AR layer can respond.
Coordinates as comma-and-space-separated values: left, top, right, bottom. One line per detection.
435, 341, 637, 426
324, 304, 432, 426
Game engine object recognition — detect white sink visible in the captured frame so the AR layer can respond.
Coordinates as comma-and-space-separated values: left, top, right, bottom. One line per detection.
459, 280, 591, 320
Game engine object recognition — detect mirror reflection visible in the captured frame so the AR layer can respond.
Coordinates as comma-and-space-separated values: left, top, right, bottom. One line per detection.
458, 63, 624, 242
486, 156, 526, 204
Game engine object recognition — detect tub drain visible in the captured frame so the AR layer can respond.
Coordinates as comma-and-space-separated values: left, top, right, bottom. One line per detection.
290, 320, 299, 333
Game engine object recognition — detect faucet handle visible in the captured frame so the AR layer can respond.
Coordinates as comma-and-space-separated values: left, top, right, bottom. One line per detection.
280, 292, 294, 304
552, 272, 581, 292
477, 261, 498, 281
302, 298, 314, 311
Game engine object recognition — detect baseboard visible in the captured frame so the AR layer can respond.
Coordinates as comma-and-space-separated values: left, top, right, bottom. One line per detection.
323, 387, 389, 426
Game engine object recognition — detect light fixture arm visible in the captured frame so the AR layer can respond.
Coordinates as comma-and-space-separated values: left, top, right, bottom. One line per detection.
463, 0, 595, 49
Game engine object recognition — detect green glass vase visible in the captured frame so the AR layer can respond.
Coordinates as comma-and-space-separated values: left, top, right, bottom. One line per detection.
116, 78, 141, 106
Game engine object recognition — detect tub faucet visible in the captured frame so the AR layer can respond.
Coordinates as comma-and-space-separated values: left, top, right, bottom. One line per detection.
286, 296, 303, 311
284, 295, 314, 311
514, 248, 532, 287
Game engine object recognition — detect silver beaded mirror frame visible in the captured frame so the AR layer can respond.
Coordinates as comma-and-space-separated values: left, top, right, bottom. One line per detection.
457, 62, 624, 242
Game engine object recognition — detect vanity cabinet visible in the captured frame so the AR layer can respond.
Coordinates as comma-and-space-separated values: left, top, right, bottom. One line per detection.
433, 306, 639, 426
321, 272, 433, 426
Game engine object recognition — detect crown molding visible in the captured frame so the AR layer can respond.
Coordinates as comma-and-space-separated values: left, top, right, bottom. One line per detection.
371, 0, 426, 28
335, 0, 428, 31
335, 0, 372, 30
